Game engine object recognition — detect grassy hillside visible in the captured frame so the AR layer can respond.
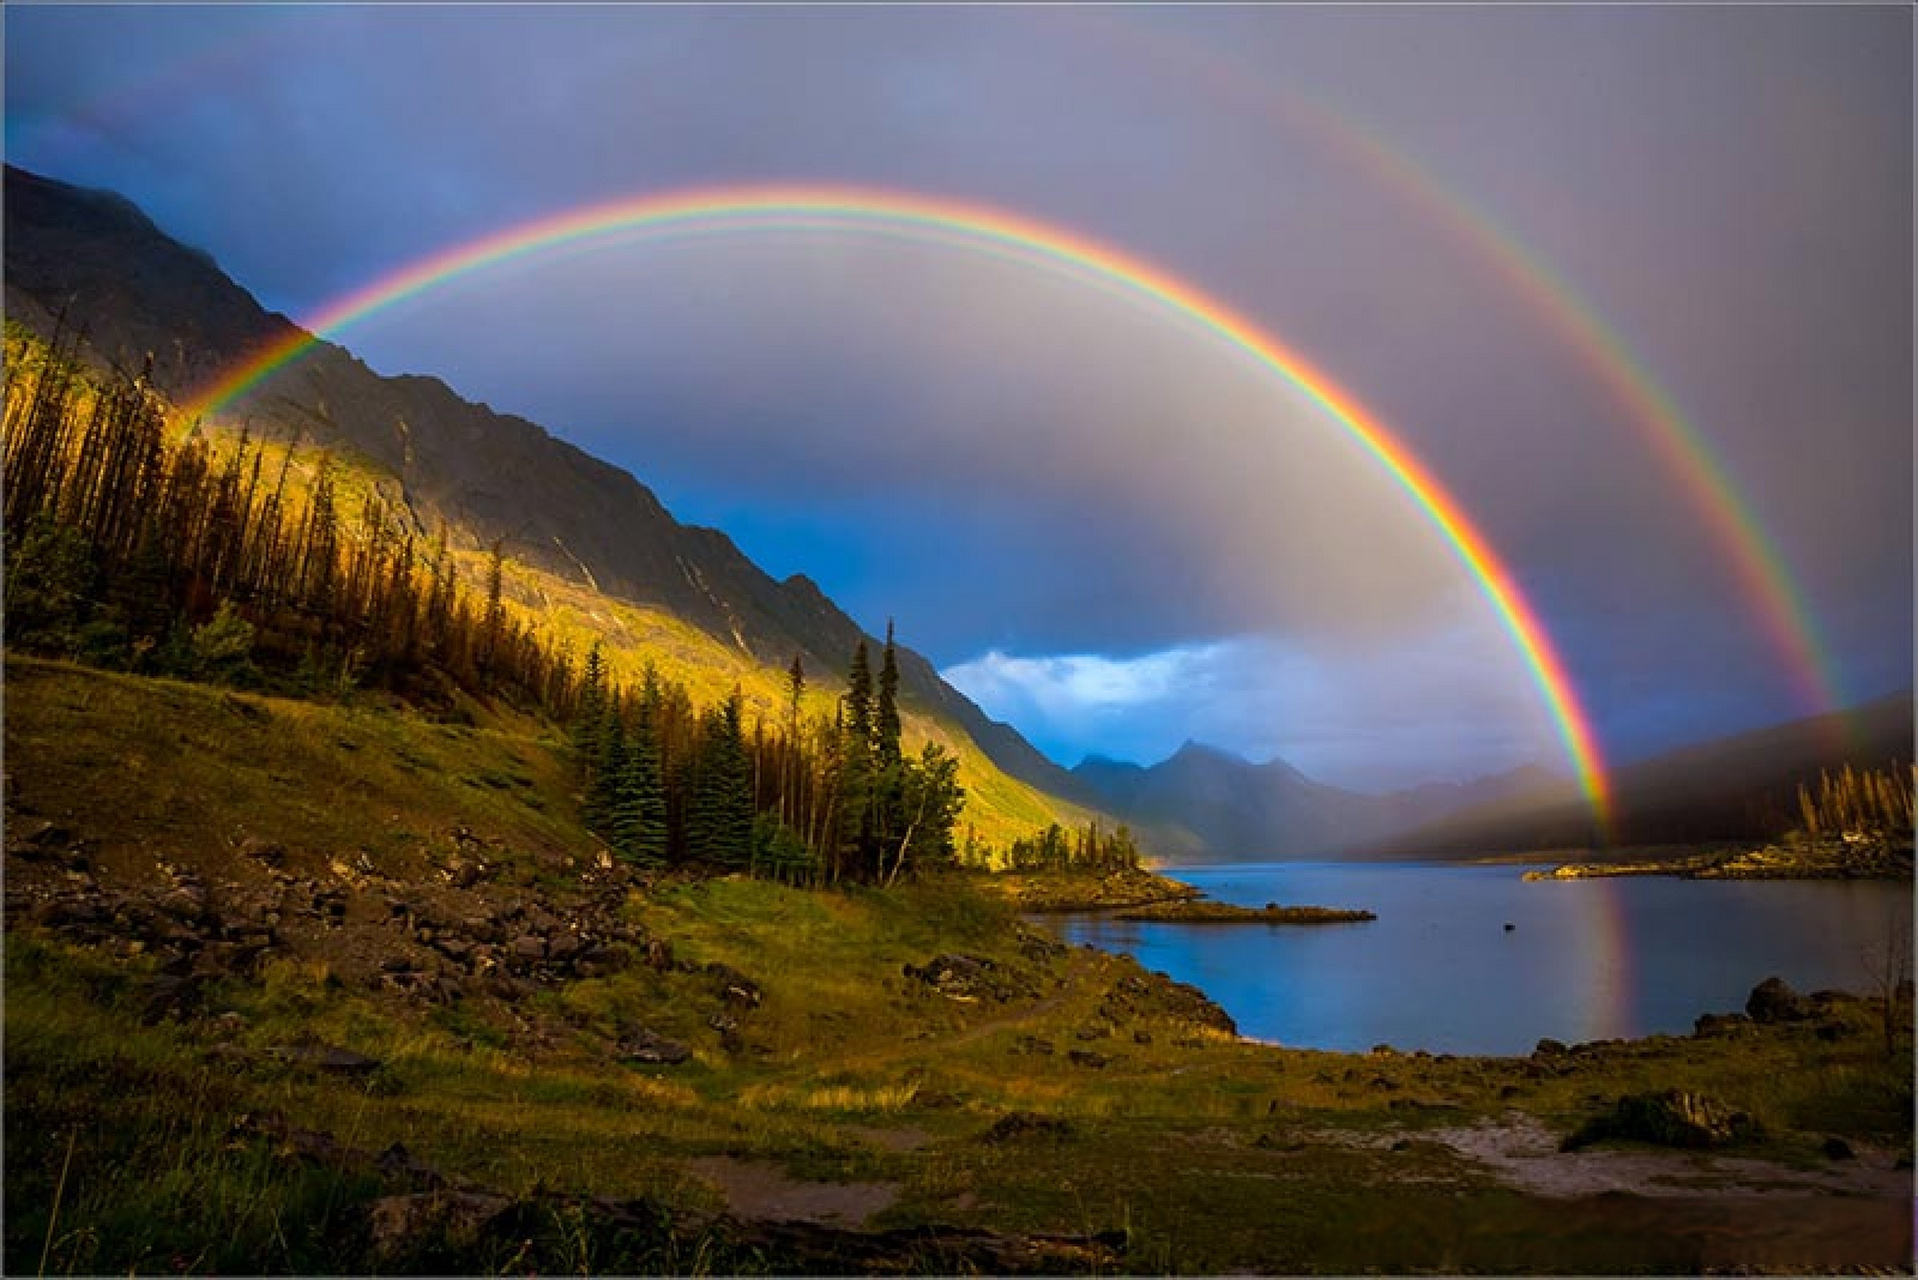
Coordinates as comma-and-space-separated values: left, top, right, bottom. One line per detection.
5, 658, 1913, 1273
4, 319, 1092, 859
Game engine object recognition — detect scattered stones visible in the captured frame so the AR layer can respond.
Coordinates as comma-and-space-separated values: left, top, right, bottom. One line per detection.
904, 954, 1010, 1002
1101, 971, 1236, 1035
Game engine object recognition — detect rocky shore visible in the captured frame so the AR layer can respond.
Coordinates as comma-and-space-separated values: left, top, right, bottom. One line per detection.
1523, 834, 1913, 882
984, 866, 1204, 912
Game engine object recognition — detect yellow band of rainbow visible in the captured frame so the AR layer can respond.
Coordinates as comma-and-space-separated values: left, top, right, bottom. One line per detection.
183, 186, 1614, 834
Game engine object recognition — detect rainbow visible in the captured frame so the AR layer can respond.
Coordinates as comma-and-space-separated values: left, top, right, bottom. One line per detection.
184, 186, 1614, 831
1055, 7, 1846, 718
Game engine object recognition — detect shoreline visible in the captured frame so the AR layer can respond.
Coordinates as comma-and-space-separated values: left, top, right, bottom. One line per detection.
1523, 836, 1913, 882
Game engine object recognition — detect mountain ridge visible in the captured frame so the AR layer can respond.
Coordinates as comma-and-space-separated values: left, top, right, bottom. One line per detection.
4, 162, 1093, 829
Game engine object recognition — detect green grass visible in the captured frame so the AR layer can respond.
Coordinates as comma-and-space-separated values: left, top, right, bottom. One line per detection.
6, 658, 1912, 1273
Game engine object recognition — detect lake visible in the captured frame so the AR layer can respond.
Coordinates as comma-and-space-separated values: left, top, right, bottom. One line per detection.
1050, 861, 1913, 1056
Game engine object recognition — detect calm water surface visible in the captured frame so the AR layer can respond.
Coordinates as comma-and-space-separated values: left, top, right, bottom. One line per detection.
1052, 861, 1912, 1056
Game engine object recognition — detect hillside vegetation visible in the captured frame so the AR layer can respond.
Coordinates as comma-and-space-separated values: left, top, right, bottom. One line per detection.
3, 322, 1090, 861
6, 656, 1913, 1274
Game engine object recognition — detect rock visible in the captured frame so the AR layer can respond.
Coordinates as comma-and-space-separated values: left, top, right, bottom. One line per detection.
23, 821, 76, 852
1822, 1136, 1855, 1160
1011, 1036, 1054, 1056
1747, 976, 1814, 1023
510, 935, 546, 963
1533, 1038, 1569, 1057
365, 1190, 514, 1263
139, 973, 205, 1024
1067, 1049, 1111, 1070
572, 945, 629, 977
1561, 1089, 1760, 1151
375, 1142, 446, 1189
903, 954, 1015, 1002
981, 1111, 1074, 1143
265, 1043, 383, 1076
618, 1027, 692, 1065
706, 963, 762, 1008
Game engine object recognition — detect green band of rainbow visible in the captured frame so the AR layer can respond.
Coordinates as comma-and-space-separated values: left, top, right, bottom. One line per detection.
183, 186, 1614, 832
1063, 7, 1844, 718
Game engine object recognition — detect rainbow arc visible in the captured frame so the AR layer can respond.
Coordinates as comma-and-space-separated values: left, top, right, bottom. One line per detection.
184, 186, 1615, 833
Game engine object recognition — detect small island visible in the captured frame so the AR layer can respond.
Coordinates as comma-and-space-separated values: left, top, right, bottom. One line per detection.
1117, 898, 1376, 924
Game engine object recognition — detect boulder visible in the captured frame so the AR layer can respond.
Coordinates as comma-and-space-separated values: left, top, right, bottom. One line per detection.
1746, 975, 1813, 1024
1561, 1089, 1760, 1151
365, 1190, 514, 1263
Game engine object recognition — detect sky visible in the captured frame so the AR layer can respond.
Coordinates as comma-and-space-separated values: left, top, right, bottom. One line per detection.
6, 4, 1911, 790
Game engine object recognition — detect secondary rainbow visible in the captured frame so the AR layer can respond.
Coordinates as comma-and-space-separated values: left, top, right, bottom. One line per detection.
183, 186, 1614, 831
1058, 6, 1845, 718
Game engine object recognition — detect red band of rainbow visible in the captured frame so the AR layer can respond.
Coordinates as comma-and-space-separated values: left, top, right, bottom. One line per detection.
182, 186, 1614, 835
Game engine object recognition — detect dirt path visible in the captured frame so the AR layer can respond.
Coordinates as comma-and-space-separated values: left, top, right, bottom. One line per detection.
1415, 1110, 1912, 1200
686, 1156, 900, 1227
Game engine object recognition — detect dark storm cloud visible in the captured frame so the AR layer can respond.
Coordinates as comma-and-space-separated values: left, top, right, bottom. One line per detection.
7, 5, 1908, 781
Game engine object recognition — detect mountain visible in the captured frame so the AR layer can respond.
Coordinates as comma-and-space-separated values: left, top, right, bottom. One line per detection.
1064, 689, 1912, 863
1069, 741, 1560, 861
3, 164, 1089, 836
1383, 691, 1916, 856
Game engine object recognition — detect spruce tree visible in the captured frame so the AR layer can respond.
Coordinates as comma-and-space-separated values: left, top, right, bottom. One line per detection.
876, 622, 902, 766
585, 700, 625, 835
572, 641, 607, 759
840, 641, 876, 879
690, 692, 753, 868
627, 684, 670, 866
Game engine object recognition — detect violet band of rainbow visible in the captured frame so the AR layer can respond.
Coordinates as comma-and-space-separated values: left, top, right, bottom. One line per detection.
1056, 8, 1844, 719
181, 186, 1616, 836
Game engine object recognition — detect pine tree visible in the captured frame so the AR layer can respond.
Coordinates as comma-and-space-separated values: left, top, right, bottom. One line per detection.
845, 640, 873, 745
876, 622, 902, 767
626, 678, 670, 866
689, 691, 753, 867
839, 641, 876, 879
585, 700, 626, 834
572, 642, 607, 759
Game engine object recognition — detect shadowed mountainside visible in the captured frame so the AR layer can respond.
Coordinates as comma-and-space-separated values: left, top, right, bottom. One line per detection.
3, 164, 1086, 813
1378, 691, 1916, 857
